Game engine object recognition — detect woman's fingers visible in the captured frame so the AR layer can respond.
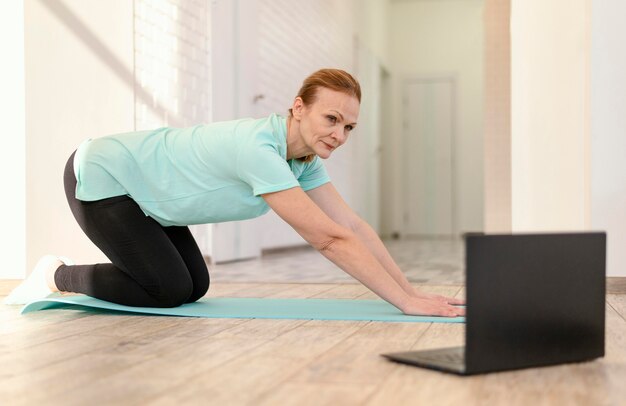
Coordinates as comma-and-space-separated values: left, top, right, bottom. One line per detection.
452, 305, 465, 316
441, 296, 466, 305
414, 290, 466, 306
402, 297, 465, 317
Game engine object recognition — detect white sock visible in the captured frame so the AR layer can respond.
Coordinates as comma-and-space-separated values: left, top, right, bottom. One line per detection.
3, 255, 73, 305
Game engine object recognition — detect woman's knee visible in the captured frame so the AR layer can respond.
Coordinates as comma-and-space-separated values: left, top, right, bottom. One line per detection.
186, 273, 210, 304
153, 279, 193, 308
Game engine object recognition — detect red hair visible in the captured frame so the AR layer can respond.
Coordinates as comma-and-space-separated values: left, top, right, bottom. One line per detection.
290, 68, 361, 162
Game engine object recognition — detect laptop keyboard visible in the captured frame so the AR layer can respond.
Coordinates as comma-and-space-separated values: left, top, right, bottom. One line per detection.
382, 346, 466, 373
419, 349, 464, 364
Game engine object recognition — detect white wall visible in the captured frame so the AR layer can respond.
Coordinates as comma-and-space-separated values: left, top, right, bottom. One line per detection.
24, 0, 134, 274
510, 0, 591, 231
0, 1, 26, 279
591, 0, 626, 277
353, 0, 390, 69
386, 0, 485, 236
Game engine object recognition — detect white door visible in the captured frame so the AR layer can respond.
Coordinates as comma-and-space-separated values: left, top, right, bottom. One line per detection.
403, 78, 456, 237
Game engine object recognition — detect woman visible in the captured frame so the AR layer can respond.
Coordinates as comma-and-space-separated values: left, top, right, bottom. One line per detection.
5, 69, 464, 317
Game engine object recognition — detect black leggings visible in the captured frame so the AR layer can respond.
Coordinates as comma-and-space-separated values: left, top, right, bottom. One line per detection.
55, 151, 210, 307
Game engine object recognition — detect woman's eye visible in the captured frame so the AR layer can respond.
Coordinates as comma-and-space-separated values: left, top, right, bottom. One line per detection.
327, 115, 337, 124
345, 125, 354, 132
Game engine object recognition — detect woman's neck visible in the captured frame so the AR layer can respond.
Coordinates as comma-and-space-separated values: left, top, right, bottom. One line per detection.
285, 116, 309, 160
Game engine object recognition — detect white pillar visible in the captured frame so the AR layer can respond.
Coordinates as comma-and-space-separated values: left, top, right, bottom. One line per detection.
510, 0, 591, 231
483, 0, 511, 233
591, 0, 626, 277
0, 1, 26, 279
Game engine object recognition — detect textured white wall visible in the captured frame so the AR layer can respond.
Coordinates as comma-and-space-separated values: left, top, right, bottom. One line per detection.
591, 0, 626, 277
0, 1, 26, 279
134, 0, 211, 129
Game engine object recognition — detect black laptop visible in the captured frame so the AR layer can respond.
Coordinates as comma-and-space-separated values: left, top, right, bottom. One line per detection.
382, 232, 606, 375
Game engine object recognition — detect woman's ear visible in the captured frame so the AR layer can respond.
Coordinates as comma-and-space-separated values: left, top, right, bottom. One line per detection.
292, 97, 304, 119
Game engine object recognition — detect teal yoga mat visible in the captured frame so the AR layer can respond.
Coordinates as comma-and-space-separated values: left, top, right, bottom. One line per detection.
21, 295, 465, 323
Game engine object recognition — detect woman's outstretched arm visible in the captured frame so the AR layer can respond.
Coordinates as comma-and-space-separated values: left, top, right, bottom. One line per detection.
263, 186, 464, 317
305, 183, 464, 305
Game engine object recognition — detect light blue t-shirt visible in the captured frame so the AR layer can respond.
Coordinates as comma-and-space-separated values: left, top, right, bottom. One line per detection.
73, 114, 330, 227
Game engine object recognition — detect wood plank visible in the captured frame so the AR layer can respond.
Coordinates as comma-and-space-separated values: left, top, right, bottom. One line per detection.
136, 285, 424, 403
258, 382, 377, 406
15, 284, 312, 404
143, 319, 367, 405
284, 322, 433, 384
600, 299, 626, 404
357, 284, 463, 300
607, 293, 626, 321
50, 318, 310, 405
607, 277, 626, 294
606, 297, 626, 362
310, 283, 369, 299
2, 278, 623, 405
0, 304, 27, 330
2, 316, 250, 405
364, 286, 470, 405
253, 287, 461, 405
219, 282, 304, 298
0, 306, 97, 336
0, 311, 134, 351
0, 285, 300, 402
0, 332, 137, 383
287, 286, 462, 384
366, 295, 626, 405
207, 282, 260, 297
263, 283, 336, 298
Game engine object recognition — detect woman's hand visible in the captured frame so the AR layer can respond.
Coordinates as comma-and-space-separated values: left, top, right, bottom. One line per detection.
400, 296, 465, 317
412, 288, 466, 306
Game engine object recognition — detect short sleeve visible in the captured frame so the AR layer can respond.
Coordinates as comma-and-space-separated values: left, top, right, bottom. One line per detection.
298, 156, 331, 191
237, 142, 300, 196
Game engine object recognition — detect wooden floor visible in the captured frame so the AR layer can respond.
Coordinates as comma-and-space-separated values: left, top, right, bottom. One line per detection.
1, 279, 625, 405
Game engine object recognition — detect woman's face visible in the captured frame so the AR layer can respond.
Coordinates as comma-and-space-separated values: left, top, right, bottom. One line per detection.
293, 87, 360, 159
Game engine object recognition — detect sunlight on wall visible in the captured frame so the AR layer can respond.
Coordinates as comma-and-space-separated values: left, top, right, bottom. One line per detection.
134, 0, 211, 129
1, 0, 26, 278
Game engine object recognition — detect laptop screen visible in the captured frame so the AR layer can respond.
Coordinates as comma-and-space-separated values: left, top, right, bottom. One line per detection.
464, 232, 606, 373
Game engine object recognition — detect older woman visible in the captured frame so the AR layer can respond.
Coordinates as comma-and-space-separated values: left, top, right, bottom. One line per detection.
6, 69, 464, 317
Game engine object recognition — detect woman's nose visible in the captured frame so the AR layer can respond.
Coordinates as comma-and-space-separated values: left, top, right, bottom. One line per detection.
332, 129, 347, 145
